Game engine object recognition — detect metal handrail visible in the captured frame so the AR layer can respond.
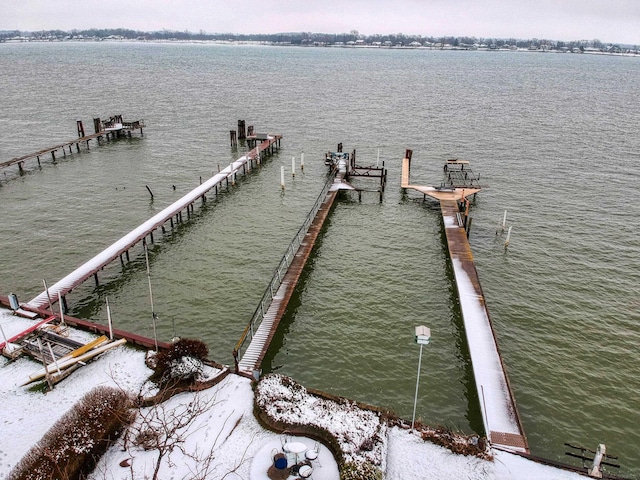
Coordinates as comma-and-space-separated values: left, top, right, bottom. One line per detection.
233, 167, 337, 367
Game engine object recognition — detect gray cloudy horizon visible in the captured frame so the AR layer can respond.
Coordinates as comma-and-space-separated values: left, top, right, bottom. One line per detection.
2, 0, 639, 45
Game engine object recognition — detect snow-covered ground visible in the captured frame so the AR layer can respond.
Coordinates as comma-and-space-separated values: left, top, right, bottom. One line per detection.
1, 309, 589, 479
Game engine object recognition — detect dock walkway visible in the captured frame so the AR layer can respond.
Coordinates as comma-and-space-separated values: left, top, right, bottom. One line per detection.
235, 153, 355, 375
235, 170, 338, 374
26, 134, 282, 311
401, 153, 528, 454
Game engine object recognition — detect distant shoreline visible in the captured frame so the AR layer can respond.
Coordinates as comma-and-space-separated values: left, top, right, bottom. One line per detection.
2, 37, 639, 57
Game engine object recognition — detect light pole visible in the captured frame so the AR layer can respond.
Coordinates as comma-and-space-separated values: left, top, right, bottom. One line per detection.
411, 325, 431, 432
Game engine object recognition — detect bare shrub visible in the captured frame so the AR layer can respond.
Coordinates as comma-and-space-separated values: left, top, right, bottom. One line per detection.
153, 338, 209, 386
340, 461, 383, 480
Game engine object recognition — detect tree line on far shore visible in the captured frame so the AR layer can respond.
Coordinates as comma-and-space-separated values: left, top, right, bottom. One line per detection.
0, 28, 635, 51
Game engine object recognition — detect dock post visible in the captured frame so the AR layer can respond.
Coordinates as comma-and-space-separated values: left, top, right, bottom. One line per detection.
93, 118, 101, 134
238, 120, 246, 140
247, 125, 254, 137
94, 273, 99, 287
337, 143, 343, 153
51, 150, 56, 162
61, 295, 68, 314
18, 162, 24, 173
230, 130, 237, 147
77, 120, 85, 138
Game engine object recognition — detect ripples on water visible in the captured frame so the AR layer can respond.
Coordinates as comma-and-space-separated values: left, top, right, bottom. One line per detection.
0, 43, 639, 476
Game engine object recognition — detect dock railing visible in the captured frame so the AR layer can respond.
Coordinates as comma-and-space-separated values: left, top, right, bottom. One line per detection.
233, 167, 337, 369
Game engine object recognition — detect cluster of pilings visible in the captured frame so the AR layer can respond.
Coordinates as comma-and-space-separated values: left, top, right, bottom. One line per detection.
325, 143, 388, 202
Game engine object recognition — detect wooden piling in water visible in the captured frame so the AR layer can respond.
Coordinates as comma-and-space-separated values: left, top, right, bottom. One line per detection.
238, 120, 246, 140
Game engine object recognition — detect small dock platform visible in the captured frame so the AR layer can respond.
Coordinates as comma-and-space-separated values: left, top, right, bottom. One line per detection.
0, 115, 145, 173
401, 150, 528, 454
324, 143, 387, 201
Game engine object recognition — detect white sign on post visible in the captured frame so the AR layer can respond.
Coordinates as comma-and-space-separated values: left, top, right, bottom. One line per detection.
415, 325, 431, 345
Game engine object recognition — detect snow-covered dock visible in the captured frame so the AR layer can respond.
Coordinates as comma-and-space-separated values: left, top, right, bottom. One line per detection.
401, 152, 529, 454
25, 133, 282, 311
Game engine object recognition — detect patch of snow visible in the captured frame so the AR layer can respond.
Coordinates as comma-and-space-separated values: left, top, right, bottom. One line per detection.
0, 321, 152, 475
0, 309, 588, 479
256, 374, 386, 467
443, 214, 458, 228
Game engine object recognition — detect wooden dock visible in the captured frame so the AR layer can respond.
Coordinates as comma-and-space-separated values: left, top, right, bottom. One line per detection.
0, 116, 145, 173
235, 168, 339, 374
25, 130, 281, 312
234, 145, 376, 375
401, 151, 529, 454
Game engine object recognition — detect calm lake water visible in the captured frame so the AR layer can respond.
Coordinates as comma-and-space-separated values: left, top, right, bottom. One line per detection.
1, 42, 639, 477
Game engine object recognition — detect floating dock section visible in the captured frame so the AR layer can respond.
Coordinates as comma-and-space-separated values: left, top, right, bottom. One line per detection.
25, 132, 282, 311
401, 150, 529, 454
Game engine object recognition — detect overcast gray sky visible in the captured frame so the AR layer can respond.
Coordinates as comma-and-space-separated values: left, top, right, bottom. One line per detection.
2, 0, 639, 45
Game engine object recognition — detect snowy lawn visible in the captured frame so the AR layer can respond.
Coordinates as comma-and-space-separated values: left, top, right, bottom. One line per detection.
1, 309, 589, 480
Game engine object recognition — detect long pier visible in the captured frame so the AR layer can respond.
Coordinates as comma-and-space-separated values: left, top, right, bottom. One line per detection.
0, 116, 144, 173
234, 150, 357, 375
401, 151, 529, 454
25, 132, 282, 311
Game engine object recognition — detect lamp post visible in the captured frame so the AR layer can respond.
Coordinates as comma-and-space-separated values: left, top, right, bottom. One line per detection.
411, 325, 431, 431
